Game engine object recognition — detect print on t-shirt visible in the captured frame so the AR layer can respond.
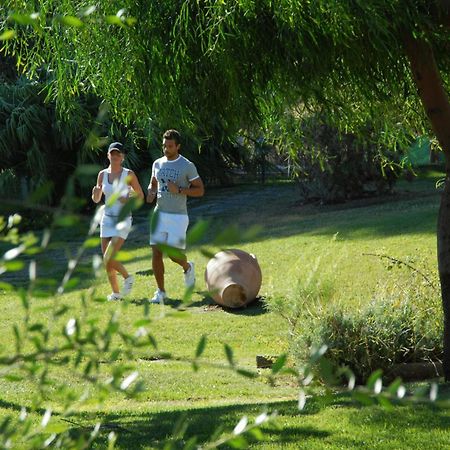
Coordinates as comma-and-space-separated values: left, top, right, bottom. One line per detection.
150, 154, 199, 214
158, 167, 180, 194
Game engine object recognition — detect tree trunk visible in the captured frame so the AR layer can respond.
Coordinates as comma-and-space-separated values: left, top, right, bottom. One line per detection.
404, 34, 450, 381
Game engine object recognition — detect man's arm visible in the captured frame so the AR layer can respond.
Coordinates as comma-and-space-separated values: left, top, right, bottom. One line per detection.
169, 177, 204, 197
146, 176, 158, 203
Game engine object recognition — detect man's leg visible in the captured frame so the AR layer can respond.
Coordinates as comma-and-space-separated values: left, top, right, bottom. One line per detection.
152, 245, 165, 292
169, 254, 189, 272
166, 213, 194, 286
170, 254, 195, 288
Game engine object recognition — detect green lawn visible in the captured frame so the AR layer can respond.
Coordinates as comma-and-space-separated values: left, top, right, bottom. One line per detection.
0, 170, 449, 448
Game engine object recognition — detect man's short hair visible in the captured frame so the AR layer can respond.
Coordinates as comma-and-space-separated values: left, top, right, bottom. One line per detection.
163, 129, 181, 145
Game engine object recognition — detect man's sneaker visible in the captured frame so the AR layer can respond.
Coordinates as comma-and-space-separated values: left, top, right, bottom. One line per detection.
121, 275, 135, 296
184, 261, 195, 288
150, 289, 166, 304
107, 292, 123, 301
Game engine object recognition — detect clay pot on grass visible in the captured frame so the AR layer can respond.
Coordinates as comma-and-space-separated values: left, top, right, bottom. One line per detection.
205, 249, 262, 308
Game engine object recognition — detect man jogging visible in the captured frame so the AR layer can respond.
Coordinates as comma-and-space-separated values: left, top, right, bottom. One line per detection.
146, 129, 205, 303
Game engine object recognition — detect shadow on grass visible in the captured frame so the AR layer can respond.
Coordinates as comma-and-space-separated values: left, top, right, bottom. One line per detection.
2, 384, 450, 448
0, 398, 47, 415
218, 297, 267, 316
187, 183, 442, 246
69, 400, 323, 449
135, 269, 153, 277
129, 294, 267, 314
62, 392, 450, 449
184, 296, 268, 315
129, 292, 214, 308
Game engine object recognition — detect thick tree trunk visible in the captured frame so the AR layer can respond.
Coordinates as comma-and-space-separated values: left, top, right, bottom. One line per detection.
437, 183, 450, 381
404, 34, 450, 381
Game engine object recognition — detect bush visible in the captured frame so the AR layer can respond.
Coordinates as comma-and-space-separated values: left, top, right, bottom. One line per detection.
306, 277, 443, 382
305, 296, 443, 383
293, 120, 403, 203
267, 259, 443, 383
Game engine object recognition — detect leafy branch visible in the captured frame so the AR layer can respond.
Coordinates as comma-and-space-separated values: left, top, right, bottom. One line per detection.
363, 252, 437, 289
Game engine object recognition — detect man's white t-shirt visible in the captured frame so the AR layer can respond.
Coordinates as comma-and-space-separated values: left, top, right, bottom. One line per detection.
149, 155, 199, 215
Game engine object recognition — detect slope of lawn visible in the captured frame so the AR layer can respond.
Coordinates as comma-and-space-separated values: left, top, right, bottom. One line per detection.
0, 168, 449, 448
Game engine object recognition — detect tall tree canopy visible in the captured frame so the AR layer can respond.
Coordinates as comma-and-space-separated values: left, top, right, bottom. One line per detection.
3, 0, 450, 379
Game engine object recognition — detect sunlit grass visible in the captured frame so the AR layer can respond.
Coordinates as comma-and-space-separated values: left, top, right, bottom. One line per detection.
0, 169, 448, 448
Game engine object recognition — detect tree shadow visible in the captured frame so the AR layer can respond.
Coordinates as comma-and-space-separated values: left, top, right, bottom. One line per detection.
187, 183, 442, 245
60, 390, 450, 449
63, 399, 326, 449
0, 398, 54, 416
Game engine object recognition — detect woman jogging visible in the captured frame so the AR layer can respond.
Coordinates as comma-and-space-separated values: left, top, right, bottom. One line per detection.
92, 142, 144, 301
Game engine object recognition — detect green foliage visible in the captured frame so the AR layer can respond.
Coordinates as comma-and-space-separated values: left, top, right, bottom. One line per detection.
0, 76, 96, 207
1, 0, 438, 149
280, 258, 443, 383
3, 0, 439, 197
291, 118, 404, 203
309, 299, 442, 383
0, 76, 161, 220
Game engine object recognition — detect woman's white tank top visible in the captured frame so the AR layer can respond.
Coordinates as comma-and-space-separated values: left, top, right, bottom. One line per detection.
101, 168, 131, 217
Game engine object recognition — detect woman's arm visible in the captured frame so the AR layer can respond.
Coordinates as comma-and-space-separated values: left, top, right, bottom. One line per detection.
128, 171, 144, 200
91, 172, 103, 203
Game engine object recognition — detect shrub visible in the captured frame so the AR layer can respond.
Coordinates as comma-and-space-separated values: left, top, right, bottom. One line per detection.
292, 120, 403, 204
304, 296, 443, 383
267, 259, 443, 383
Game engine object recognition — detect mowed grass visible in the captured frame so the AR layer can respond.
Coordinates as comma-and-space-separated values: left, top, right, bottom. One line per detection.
0, 169, 449, 448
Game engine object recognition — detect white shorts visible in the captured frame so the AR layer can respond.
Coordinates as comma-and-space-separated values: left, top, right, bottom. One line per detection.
100, 214, 132, 240
150, 211, 189, 249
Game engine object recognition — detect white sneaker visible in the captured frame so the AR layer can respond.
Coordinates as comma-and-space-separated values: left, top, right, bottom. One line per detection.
150, 289, 166, 304
107, 292, 123, 301
121, 275, 135, 296
184, 261, 195, 288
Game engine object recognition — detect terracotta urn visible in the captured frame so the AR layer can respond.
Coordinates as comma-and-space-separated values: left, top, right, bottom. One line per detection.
204, 249, 262, 308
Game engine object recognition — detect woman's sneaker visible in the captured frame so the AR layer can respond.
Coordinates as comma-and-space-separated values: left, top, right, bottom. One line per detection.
184, 262, 195, 288
107, 292, 123, 301
121, 275, 135, 296
150, 289, 166, 304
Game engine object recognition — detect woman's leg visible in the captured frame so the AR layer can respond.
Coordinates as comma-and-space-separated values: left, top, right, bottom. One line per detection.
102, 237, 129, 293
